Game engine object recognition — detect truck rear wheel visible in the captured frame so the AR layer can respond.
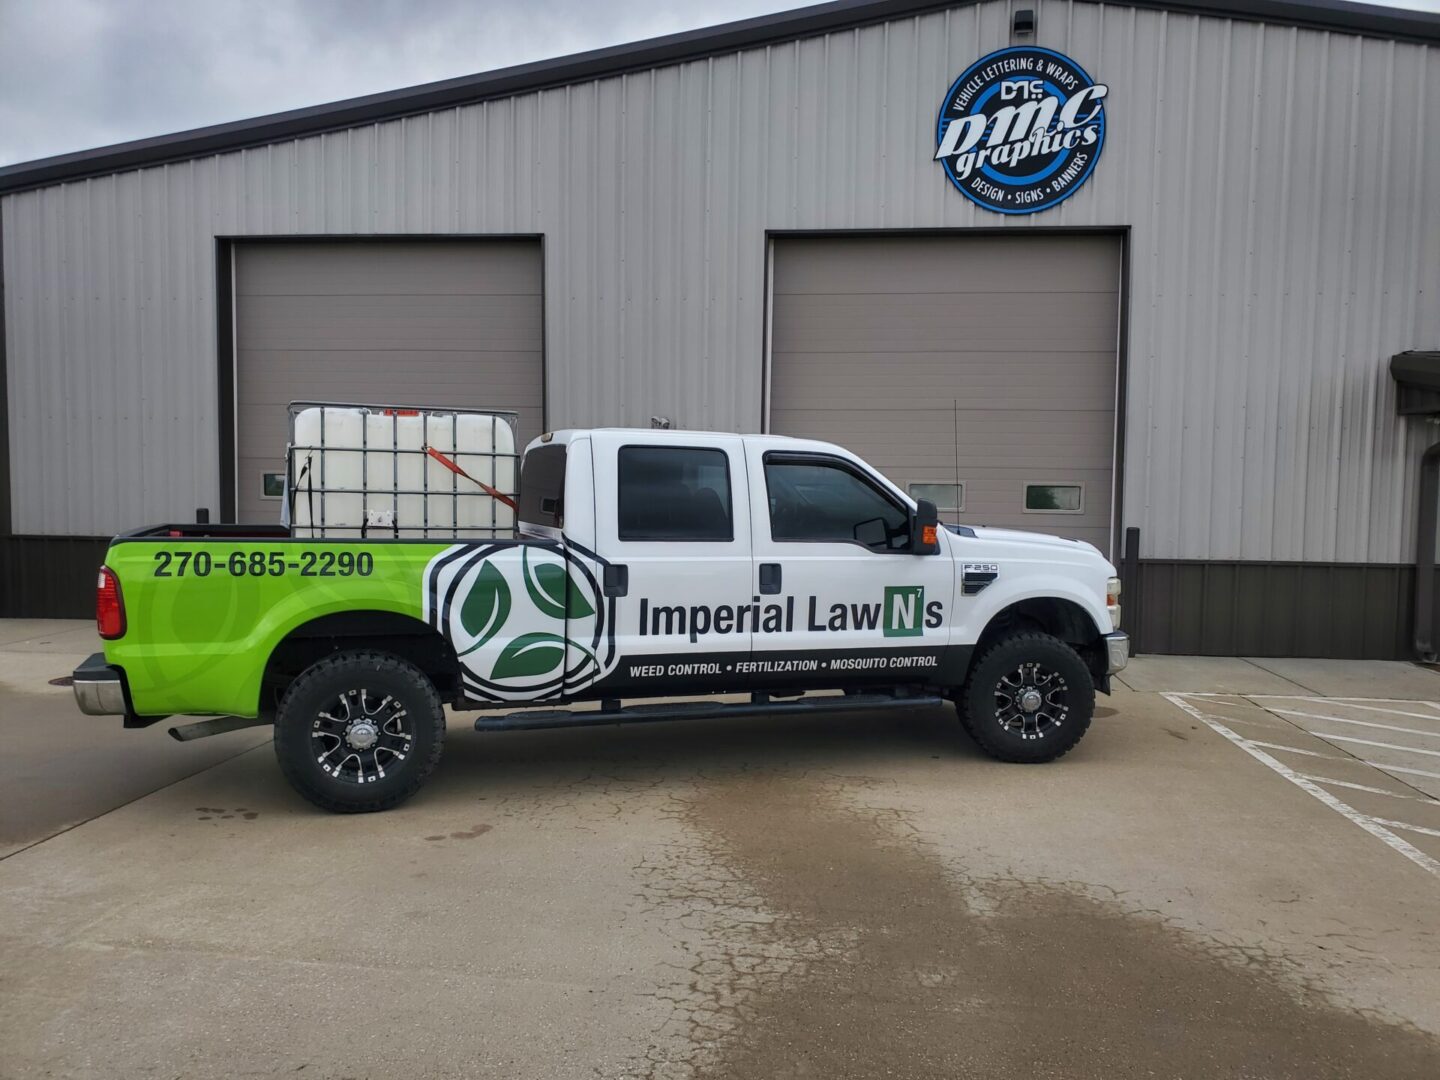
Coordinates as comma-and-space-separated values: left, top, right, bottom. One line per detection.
957, 632, 1094, 763
274, 650, 445, 813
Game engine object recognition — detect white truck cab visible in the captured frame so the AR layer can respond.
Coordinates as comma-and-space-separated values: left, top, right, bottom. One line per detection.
456, 427, 1129, 765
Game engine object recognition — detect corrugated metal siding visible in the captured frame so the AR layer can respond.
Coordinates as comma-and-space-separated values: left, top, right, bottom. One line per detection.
3, 0, 1438, 557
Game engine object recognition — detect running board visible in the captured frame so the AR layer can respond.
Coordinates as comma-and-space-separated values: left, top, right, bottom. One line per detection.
168, 715, 272, 742
473, 693, 946, 732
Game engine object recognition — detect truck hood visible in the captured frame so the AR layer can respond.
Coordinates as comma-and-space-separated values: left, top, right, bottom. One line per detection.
950, 523, 1093, 551
948, 524, 1113, 569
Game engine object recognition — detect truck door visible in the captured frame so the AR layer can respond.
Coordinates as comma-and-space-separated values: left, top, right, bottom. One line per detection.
744, 444, 959, 689
432, 436, 599, 706
590, 433, 754, 694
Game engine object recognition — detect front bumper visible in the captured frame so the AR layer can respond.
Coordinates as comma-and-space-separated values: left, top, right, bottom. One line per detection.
1104, 631, 1130, 674
72, 652, 129, 716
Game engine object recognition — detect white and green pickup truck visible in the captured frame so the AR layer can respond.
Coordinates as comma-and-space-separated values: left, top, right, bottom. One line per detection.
74, 426, 1127, 813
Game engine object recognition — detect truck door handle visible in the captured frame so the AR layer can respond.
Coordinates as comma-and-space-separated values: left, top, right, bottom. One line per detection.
758, 563, 782, 595
603, 564, 629, 597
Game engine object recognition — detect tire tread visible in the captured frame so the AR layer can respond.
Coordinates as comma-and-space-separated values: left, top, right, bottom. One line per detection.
273, 650, 445, 813
958, 631, 1094, 764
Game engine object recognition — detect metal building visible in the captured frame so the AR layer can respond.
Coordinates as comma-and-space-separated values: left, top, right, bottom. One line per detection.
1, 0, 1438, 658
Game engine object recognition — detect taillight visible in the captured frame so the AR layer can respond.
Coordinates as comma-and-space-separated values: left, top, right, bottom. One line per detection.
96, 567, 126, 639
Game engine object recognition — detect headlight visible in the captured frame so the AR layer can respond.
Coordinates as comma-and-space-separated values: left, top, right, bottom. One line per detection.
1106, 577, 1122, 630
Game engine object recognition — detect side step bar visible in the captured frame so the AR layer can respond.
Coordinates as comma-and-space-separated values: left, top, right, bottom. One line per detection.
168, 715, 272, 742
474, 692, 946, 732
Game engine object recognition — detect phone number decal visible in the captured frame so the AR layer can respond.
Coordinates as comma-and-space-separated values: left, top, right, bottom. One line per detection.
152, 550, 374, 578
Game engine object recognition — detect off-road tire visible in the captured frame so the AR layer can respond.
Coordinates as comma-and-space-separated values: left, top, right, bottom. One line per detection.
274, 650, 445, 813
957, 632, 1094, 764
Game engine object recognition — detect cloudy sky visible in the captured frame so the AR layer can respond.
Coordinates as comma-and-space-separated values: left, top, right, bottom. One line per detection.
2, 0, 1437, 167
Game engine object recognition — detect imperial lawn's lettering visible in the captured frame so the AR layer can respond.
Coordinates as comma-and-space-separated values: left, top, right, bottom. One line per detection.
638, 593, 945, 645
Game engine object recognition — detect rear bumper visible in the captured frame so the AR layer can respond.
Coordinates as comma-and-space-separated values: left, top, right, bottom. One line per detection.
1104, 632, 1130, 674
72, 653, 129, 716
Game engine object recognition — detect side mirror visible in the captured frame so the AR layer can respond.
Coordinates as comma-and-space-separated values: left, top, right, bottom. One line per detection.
911, 499, 941, 555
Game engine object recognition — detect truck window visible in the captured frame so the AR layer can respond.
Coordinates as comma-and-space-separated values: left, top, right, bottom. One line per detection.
518, 443, 567, 528
765, 456, 910, 552
618, 446, 733, 542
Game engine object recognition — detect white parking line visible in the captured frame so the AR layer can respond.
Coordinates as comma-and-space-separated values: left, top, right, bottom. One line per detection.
1292, 700, 1440, 723
1265, 707, 1440, 739
1242, 695, 1440, 710
1245, 740, 1346, 760
1241, 738, 1440, 781
1163, 693, 1440, 881
1313, 734, 1440, 758
1296, 774, 1440, 805
1374, 763, 1440, 781
1369, 817, 1440, 839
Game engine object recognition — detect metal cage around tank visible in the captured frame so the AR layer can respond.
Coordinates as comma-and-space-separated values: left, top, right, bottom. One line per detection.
285, 401, 520, 540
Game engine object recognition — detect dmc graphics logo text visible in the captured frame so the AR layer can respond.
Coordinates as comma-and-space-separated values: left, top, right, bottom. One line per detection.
934, 46, 1108, 215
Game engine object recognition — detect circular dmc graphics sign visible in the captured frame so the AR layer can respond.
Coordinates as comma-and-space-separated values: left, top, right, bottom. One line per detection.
934, 46, 1108, 215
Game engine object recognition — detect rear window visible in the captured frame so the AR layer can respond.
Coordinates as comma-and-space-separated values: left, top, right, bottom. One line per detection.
518, 444, 567, 529
617, 446, 733, 542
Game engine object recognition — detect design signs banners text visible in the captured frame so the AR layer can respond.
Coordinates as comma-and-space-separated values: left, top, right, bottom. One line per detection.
934, 46, 1108, 215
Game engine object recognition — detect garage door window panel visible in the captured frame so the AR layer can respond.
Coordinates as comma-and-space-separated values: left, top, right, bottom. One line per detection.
908, 482, 964, 514
618, 446, 734, 542
765, 455, 910, 552
1024, 483, 1085, 513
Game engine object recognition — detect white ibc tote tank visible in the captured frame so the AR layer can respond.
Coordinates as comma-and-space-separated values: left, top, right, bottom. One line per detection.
287, 404, 517, 539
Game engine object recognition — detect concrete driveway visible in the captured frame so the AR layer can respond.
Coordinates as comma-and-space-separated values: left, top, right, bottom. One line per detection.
2, 624, 1438, 1079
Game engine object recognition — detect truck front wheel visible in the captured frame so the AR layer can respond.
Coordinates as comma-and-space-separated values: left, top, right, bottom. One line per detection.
957, 632, 1094, 763
274, 650, 445, 813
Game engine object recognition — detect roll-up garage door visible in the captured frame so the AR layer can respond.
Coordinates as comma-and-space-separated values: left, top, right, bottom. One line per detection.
233, 240, 543, 524
768, 234, 1120, 553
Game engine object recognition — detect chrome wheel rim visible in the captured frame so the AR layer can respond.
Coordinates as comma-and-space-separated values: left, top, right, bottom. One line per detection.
311, 688, 412, 784
993, 661, 1069, 740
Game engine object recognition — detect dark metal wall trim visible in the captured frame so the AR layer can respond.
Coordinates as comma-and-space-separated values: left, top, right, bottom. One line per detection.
0, 213, 10, 537
0, 536, 109, 618
1411, 441, 1440, 661
216, 240, 235, 523
1112, 231, 1132, 561
1, 0, 1435, 195
1132, 559, 1417, 660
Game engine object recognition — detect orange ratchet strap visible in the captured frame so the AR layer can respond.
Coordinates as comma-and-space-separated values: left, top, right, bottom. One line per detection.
423, 446, 518, 511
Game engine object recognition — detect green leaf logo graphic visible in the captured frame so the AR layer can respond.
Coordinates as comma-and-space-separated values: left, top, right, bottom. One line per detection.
459, 561, 510, 656
564, 574, 596, 619
523, 549, 595, 619
491, 632, 568, 680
